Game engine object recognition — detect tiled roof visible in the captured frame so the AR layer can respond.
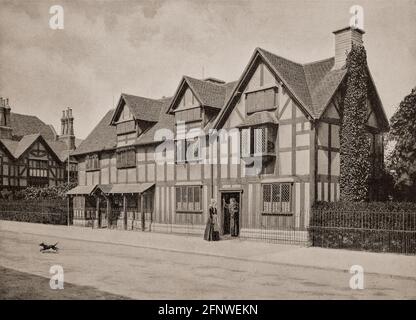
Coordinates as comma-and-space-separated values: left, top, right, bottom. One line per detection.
0, 133, 66, 162
136, 97, 174, 145
48, 140, 74, 162
184, 76, 230, 109
12, 134, 40, 158
121, 94, 166, 122
71, 109, 117, 156
237, 111, 278, 128
258, 48, 347, 118
10, 112, 56, 141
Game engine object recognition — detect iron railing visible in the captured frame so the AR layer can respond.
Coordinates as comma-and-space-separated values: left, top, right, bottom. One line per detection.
309, 209, 416, 255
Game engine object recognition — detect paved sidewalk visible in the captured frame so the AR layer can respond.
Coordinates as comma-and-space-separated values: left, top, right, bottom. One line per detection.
1, 220, 415, 279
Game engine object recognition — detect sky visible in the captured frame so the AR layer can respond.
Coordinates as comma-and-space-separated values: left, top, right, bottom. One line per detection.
0, 0, 415, 139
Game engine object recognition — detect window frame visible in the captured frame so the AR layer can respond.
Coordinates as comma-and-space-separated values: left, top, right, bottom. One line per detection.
175, 185, 202, 213
116, 148, 136, 169
261, 182, 293, 215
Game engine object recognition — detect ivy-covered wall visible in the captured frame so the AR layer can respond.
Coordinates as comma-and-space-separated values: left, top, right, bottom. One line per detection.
340, 44, 371, 202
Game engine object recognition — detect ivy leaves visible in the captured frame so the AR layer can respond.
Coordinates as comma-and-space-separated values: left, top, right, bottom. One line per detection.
340, 44, 371, 202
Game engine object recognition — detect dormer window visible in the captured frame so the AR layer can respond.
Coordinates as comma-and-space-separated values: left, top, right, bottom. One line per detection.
86, 154, 100, 171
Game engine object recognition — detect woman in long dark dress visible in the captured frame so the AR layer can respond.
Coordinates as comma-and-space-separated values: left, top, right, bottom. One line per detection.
204, 199, 220, 241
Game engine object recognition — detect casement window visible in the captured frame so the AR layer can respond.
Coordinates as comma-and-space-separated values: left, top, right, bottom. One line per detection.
175, 186, 202, 212
29, 159, 48, 177
175, 137, 201, 163
86, 154, 100, 171
241, 126, 276, 157
262, 183, 292, 214
246, 87, 278, 114
116, 148, 136, 169
241, 128, 251, 157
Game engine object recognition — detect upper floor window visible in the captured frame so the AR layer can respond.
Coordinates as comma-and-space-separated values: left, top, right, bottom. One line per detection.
29, 159, 48, 177
240, 125, 276, 157
262, 183, 292, 214
246, 87, 278, 114
116, 148, 136, 169
86, 154, 100, 171
175, 137, 202, 163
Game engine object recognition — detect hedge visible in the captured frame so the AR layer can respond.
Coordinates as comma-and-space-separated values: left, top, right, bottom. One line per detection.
0, 199, 71, 225
309, 202, 416, 255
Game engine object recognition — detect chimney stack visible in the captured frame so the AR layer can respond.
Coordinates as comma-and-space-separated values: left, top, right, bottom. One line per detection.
0, 96, 12, 139
333, 26, 365, 69
58, 107, 75, 150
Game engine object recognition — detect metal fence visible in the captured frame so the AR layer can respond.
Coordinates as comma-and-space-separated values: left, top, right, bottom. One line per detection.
309, 209, 416, 255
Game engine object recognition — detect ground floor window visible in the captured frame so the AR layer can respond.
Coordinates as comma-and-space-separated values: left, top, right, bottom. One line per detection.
175, 186, 201, 212
262, 183, 292, 214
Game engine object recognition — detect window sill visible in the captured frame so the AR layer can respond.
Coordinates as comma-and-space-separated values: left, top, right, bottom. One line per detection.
261, 212, 293, 216
116, 165, 136, 169
241, 154, 276, 159
175, 210, 203, 214
86, 168, 100, 172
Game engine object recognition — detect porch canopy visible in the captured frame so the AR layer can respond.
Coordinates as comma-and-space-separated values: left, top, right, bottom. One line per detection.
95, 183, 154, 195
66, 184, 97, 195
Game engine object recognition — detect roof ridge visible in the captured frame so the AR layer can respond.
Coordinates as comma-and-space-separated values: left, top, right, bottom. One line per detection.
257, 47, 304, 66
302, 57, 334, 66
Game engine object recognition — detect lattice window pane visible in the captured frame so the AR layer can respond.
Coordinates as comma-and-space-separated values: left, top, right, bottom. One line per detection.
263, 184, 271, 212
188, 186, 194, 211
281, 184, 291, 213
272, 184, 281, 212
182, 186, 187, 210
241, 129, 251, 157
254, 127, 266, 154
194, 187, 200, 210
176, 187, 181, 210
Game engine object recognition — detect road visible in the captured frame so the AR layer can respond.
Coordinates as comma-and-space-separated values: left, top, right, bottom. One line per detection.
1, 229, 415, 299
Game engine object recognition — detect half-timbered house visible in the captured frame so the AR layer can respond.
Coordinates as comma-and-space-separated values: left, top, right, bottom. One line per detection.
0, 99, 79, 194
68, 26, 389, 242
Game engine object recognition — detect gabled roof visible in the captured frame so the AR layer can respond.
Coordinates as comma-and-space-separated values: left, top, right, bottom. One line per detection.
214, 47, 354, 129
135, 97, 174, 145
167, 76, 237, 113
72, 109, 117, 156
0, 133, 63, 162
10, 112, 57, 140
110, 93, 166, 124
72, 96, 174, 156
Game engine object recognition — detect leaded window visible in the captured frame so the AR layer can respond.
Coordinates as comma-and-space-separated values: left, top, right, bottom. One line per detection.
262, 183, 292, 214
175, 186, 202, 212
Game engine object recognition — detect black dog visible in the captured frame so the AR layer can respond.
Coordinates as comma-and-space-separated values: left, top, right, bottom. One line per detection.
39, 242, 59, 253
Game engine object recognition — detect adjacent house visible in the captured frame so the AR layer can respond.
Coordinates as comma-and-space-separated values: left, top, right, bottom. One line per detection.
0, 99, 79, 194
68, 27, 388, 242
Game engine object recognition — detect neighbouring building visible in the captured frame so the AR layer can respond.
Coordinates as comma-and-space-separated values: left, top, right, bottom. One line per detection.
0, 99, 80, 194
68, 27, 389, 242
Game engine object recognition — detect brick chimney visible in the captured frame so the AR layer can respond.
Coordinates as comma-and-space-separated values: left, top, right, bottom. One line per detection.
333, 26, 365, 69
0, 97, 12, 139
58, 107, 75, 150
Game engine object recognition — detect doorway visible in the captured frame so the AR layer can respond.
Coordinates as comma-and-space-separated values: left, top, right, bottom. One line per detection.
221, 192, 241, 237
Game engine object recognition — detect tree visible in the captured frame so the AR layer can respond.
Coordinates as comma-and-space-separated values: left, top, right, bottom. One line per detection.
387, 87, 416, 201
340, 44, 371, 202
